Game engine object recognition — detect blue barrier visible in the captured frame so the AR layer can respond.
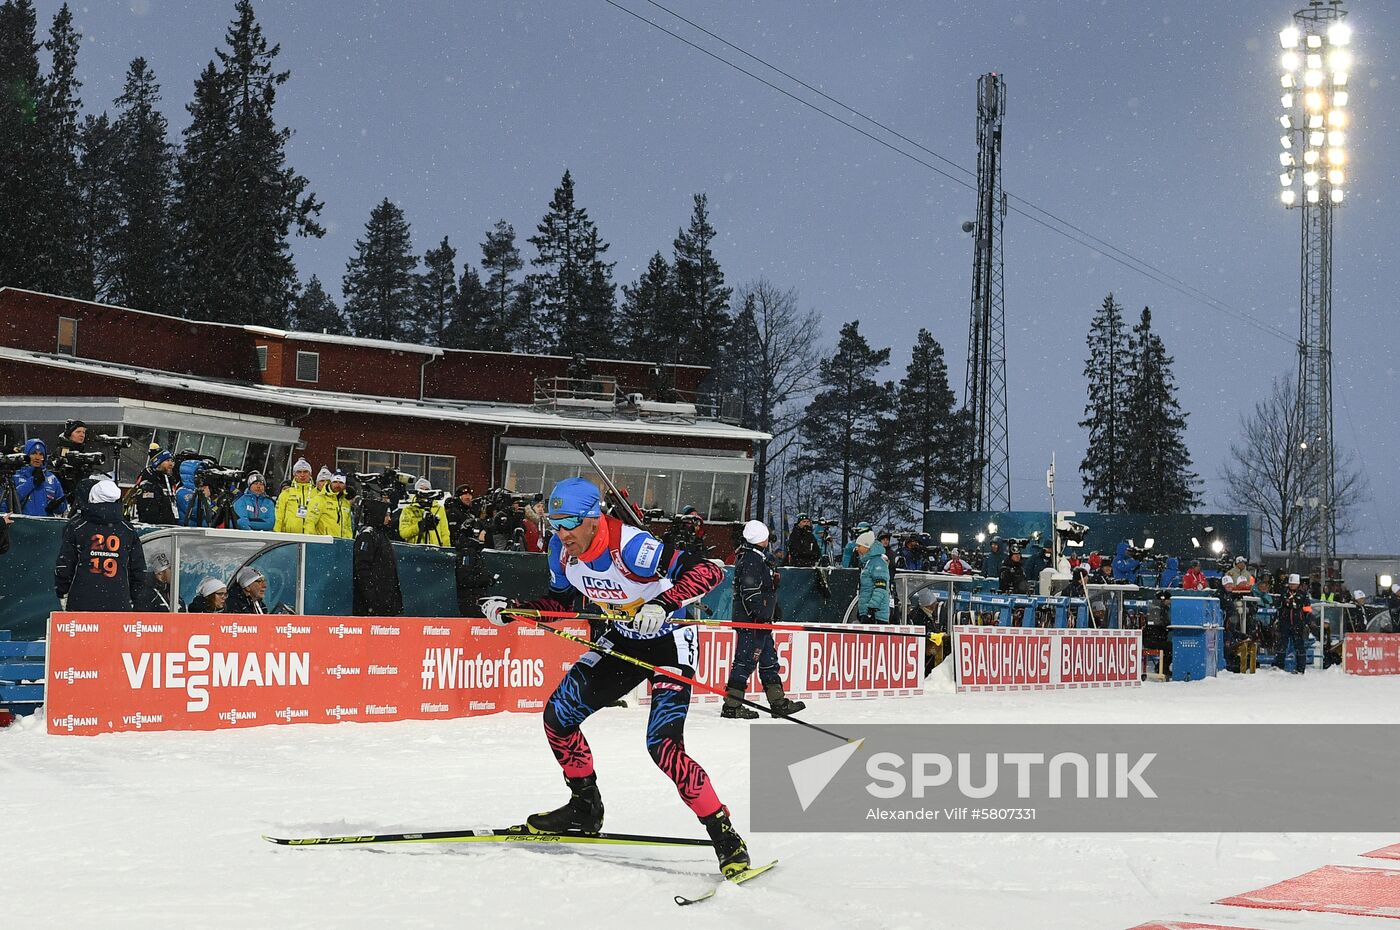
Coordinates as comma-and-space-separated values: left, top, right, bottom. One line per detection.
0, 631, 45, 717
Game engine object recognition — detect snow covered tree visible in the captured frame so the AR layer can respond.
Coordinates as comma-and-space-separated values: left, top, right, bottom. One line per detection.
109, 57, 177, 312
1079, 293, 1132, 512
289, 275, 345, 334
667, 193, 732, 370
527, 170, 616, 357
414, 235, 458, 346
1121, 307, 1200, 513
343, 198, 417, 342
896, 329, 972, 514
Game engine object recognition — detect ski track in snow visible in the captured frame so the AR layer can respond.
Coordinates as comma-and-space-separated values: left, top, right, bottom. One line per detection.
6, 668, 1400, 930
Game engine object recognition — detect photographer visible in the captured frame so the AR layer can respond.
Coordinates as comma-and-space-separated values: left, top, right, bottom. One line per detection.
55, 480, 145, 610
399, 478, 451, 546
662, 506, 708, 558
133, 449, 179, 525
50, 419, 91, 503
490, 495, 525, 550
783, 513, 821, 568
445, 484, 480, 530
274, 458, 320, 534
5, 439, 68, 517
354, 498, 403, 616
175, 454, 216, 527
453, 519, 494, 616
998, 547, 1028, 595
314, 471, 354, 538
233, 473, 276, 531
842, 521, 872, 567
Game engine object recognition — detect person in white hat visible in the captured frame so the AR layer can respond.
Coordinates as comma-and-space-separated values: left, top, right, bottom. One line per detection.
721, 520, 805, 720
399, 477, 450, 547
314, 471, 354, 538
136, 551, 184, 612
1271, 573, 1311, 673
854, 531, 890, 622
189, 577, 228, 613
54, 479, 147, 611
225, 566, 268, 614
1223, 556, 1255, 594
274, 457, 321, 534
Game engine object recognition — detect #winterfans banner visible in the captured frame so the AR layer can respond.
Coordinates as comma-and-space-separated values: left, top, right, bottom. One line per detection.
1344, 632, 1400, 676
952, 625, 1142, 692
670, 624, 925, 704
44, 612, 585, 736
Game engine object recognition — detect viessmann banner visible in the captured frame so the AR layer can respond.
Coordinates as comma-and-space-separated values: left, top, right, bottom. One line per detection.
1344, 632, 1400, 675
45, 613, 586, 736
952, 625, 1142, 692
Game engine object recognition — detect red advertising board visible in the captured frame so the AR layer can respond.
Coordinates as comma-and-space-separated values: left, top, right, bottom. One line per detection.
1344, 633, 1400, 676
45, 612, 586, 735
661, 624, 925, 704
952, 625, 1142, 692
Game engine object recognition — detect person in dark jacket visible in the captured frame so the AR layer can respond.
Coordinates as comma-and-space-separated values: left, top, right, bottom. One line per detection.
6, 438, 67, 517
722, 520, 805, 720
225, 566, 269, 615
453, 522, 494, 616
175, 458, 216, 527
783, 514, 821, 568
50, 419, 90, 505
1271, 572, 1312, 674
998, 548, 1028, 594
55, 479, 146, 611
0, 512, 11, 555
188, 576, 228, 613
137, 552, 184, 612
353, 498, 403, 616
133, 449, 180, 525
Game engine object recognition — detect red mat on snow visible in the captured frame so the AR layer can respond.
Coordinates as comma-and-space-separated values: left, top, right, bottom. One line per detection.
1215, 865, 1400, 920
1128, 922, 1262, 929
1365, 844, 1400, 861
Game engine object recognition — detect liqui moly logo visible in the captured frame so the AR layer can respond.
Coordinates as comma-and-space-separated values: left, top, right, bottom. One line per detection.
122, 620, 164, 637
121, 712, 163, 729
581, 577, 627, 601
122, 634, 310, 711
219, 622, 259, 637
326, 705, 358, 720
275, 624, 311, 638
52, 713, 98, 732
328, 623, 363, 639
52, 667, 98, 684
218, 709, 257, 725
275, 707, 310, 721
55, 620, 99, 637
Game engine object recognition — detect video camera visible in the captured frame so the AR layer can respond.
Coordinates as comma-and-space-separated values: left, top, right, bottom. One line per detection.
352, 468, 417, 504
815, 518, 840, 528
482, 487, 535, 510
1, 450, 30, 470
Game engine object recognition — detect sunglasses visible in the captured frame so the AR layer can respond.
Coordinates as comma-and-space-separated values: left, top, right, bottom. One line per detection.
549, 514, 586, 531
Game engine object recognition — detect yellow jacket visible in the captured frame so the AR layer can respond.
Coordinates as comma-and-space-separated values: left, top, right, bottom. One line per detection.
398, 498, 451, 546
314, 488, 354, 538
274, 480, 321, 534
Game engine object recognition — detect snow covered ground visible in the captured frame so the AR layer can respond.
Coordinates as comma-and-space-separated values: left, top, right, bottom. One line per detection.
6, 667, 1400, 930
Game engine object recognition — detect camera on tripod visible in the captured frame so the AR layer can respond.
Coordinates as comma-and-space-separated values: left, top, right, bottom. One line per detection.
352, 468, 416, 503
1, 450, 30, 470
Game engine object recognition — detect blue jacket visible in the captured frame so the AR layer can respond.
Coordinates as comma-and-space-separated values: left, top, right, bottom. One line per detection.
857, 541, 891, 622
1159, 556, 1181, 589
842, 540, 859, 568
6, 439, 66, 516
175, 459, 214, 527
1111, 542, 1139, 582
233, 490, 276, 531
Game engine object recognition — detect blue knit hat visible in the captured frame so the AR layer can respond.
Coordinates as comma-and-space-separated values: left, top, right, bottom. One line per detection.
546, 477, 602, 518
149, 448, 173, 467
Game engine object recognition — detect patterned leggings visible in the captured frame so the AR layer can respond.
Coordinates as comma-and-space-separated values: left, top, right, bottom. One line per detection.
542, 630, 722, 818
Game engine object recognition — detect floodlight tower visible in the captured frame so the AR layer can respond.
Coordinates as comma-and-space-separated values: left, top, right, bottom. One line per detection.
1276, 2, 1350, 579
963, 72, 1010, 512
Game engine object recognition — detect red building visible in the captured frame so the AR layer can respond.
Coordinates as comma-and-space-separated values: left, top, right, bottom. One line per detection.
0, 288, 766, 522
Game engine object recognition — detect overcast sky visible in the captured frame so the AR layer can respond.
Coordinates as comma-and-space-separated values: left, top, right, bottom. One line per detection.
43, 0, 1400, 550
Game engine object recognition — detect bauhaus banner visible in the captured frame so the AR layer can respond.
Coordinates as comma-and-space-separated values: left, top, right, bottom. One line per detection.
952, 625, 1142, 692
45, 613, 585, 735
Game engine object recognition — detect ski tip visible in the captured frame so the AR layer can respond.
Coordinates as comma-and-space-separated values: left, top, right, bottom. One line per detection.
849, 737, 865, 750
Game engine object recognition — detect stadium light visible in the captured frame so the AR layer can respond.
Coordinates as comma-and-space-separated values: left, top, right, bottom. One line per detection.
1275, 5, 1352, 219
939, 532, 959, 545
1210, 540, 1225, 555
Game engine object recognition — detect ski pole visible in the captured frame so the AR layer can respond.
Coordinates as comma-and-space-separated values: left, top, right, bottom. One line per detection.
507, 607, 927, 638
502, 608, 857, 744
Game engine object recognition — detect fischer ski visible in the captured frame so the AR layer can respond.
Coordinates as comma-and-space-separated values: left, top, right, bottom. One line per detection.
263, 826, 713, 848
675, 859, 779, 906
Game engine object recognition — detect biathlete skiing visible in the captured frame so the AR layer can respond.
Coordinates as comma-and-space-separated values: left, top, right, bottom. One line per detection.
480, 477, 750, 878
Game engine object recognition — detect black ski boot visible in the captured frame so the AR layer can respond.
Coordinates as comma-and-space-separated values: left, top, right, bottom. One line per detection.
526, 774, 604, 835
764, 683, 806, 717
720, 688, 759, 719
700, 805, 750, 878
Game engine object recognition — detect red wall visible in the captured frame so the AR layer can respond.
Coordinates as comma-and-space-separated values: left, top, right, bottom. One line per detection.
262, 338, 427, 398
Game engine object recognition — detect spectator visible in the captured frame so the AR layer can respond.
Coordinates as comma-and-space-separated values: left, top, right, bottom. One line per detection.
453, 520, 494, 616
1158, 556, 1182, 589
50, 419, 89, 504
1087, 550, 1104, 572
1222, 556, 1254, 594
315, 471, 354, 538
999, 548, 1028, 594
813, 523, 833, 565
232, 473, 276, 531
984, 538, 1005, 580
1111, 542, 1139, 582
877, 530, 894, 568
354, 498, 403, 616
137, 552, 183, 612
855, 531, 890, 623
1023, 544, 1048, 581
315, 465, 333, 494
225, 566, 268, 615
784, 513, 821, 568
188, 577, 228, 613
134, 448, 179, 525
1387, 583, 1400, 631
1345, 589, 1370, 637
1271, 573, 1312, 674
400, 478, 451, 546
5, 438, 67, 517
54, 479, 145, 610
274, 458, 320, 534
895, 536, 927, 572
175, 457, 216, 527
1061, 565, 1090, 600
723, 519, 804, 719
1182, 560, 1209, 590
522, 498, 548, 554
842, 521, 872, 567
445, 484, 479, 531
943, 548, 972, 575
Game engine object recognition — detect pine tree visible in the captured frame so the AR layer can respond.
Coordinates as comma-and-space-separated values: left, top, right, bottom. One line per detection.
796, 321, 894, 543
617, 252, 673, 359
289, 274, 346, 334
896, 329, 972, 513
527, 170, 616, 357
1079, 293, 1132, 512
668, 193, 732, 369
443, 263, 487, 349
1122, 307, 1201, 512
343, 198, 417, 342
414, 236, 458, 346
78, 112, 122, 300
35, 4, 89, 297
0, 0, 43, 290
478, 219, 524, 350
110, 57, 176, 312
173, 62, 235, 320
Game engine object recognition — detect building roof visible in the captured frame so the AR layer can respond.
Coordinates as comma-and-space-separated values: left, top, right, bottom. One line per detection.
0, 346, 771, 442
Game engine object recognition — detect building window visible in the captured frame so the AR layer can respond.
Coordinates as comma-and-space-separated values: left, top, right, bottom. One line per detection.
57, 317, 77, 356
295, 350, 319, 383
256, 345, 268, 371
336, 447, 455, 490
